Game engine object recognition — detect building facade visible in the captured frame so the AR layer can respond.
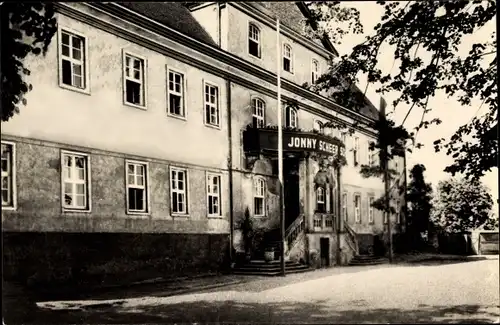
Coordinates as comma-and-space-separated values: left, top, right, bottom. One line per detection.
1, 2, 406, 284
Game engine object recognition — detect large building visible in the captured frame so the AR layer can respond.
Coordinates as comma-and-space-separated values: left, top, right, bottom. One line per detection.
1, 2, 406, 284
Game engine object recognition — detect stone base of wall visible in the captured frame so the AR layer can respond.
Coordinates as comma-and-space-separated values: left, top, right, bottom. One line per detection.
3, 232, 230, 288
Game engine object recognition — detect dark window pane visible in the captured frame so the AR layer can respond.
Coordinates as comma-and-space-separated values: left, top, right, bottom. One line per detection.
283, 58, 290, 72
173, 193, 178, 213
128, 188, 144, 211
169, 95, 182, 115
249, 40, 259, 57
126, 80, 141, 104
62, 59, 72, 85
208, 196, 213, 214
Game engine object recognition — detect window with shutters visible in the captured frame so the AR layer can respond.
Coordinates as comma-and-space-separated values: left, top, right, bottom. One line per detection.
286, 106, 298, 128
368, 197, 374, 224
311, 59, 319, 83
283, 44, 293, 72
354, 194, 361, 223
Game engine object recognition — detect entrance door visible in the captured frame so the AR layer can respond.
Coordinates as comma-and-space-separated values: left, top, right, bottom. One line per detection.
320, 237, 330, 267
284, 159, 300, 229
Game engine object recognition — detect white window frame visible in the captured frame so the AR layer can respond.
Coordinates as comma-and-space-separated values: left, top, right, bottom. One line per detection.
57, 26, 90, 94
354, 194, 361, 223
311, 59, 320, 83
203, 81, 220, 128
252, 97, 266, 128
353, 136, 360, 166
61, 150, 91, 212
254, 177, 266, 217
166, 67, 187, 119
170, 166, 189, 216
122, 50, 147, 109
316, 186, 326, 213
248, 23, 261, 59
1, 141, 16, 210
282, 43, 293, 73
286, 106, 298, 128
125, 160, 150, 214
367, 140, 373, 166
368, 197, 374, 224
342, 193, 347, 222
206, 172, 222, 218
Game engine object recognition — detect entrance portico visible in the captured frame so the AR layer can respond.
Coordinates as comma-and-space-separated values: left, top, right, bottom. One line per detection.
242, 125, 347, 265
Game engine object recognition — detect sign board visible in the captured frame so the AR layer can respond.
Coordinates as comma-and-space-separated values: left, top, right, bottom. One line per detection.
252, 129, 345, 157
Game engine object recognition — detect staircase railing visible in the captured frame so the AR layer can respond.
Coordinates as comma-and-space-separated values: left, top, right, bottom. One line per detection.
344, 222, 359, 255
285, 214, 305, 254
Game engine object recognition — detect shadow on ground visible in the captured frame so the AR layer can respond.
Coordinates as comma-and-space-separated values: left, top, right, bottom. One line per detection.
8, 299, 500, 324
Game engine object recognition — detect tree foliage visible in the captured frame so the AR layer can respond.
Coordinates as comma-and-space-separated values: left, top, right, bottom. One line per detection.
1, 2, 57, 121
406, 164, 433, 234
431, 178, 493, 233
304, 1, 497, 180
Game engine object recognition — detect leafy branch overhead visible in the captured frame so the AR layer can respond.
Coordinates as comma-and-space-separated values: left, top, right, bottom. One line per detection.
1, 2, 57, 121
304, 1, 497, 180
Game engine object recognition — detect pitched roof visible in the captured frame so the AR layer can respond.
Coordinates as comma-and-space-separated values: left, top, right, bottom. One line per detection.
117, 2, 217, 46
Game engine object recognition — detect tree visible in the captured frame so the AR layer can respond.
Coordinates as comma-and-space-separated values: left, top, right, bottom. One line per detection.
406, 164, 433, 235
431, 178, 493, 233
304, 1, 497, 180
1, 2, 57, 121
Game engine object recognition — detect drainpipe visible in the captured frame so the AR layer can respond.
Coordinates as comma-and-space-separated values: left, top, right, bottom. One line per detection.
227, 79, 234, 263
403, 149, 408, 234
336, 164, 342, 265
217, 2, 222, 47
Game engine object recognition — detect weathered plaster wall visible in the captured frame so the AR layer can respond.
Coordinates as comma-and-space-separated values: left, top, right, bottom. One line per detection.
306, 234, 338, 267
1, 138, 230, 234
1, 12, 229, 170
226, 4, 329, 87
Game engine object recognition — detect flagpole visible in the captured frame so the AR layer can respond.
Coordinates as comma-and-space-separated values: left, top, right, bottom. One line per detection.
277, 18, 285, 276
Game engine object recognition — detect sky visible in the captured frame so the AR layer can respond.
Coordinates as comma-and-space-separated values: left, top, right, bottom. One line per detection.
334, 1, 498, 215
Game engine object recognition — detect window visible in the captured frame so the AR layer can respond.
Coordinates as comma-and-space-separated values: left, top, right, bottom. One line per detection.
252, 98, 265, 128
254, 177, 266, 216
316, 187, 326, 213
168, 69, 185, 117
286, 106, 298, 128
311, 59, 319, 83
1, 142, 15, 209
341, 132, 347, 144
342, 193, 347, 221
123, 53, 145, 107
325, 216, 333, 228
354, 194, 361, 223
367, 141, 373, 166
396, 200, 401, 224
204, 83, 219, 127
353, 136, 360, 166
62, 152, 90, 210
313, 120, 323, 133
248, 23, 261, 58
126, 161, 148, 213
368, 197, 374, 224
314, 215, 322, 228
207, 173, 222, 217
283, 44, 293, 72
59, 29, 87, 90
171, 167, 188, 215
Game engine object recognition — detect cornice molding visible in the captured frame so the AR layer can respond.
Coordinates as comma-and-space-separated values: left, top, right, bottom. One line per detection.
54, 3, 376, 137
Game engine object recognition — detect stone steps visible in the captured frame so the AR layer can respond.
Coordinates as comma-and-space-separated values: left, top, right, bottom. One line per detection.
348, 254, 388, 266
232, 260, 311, 276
